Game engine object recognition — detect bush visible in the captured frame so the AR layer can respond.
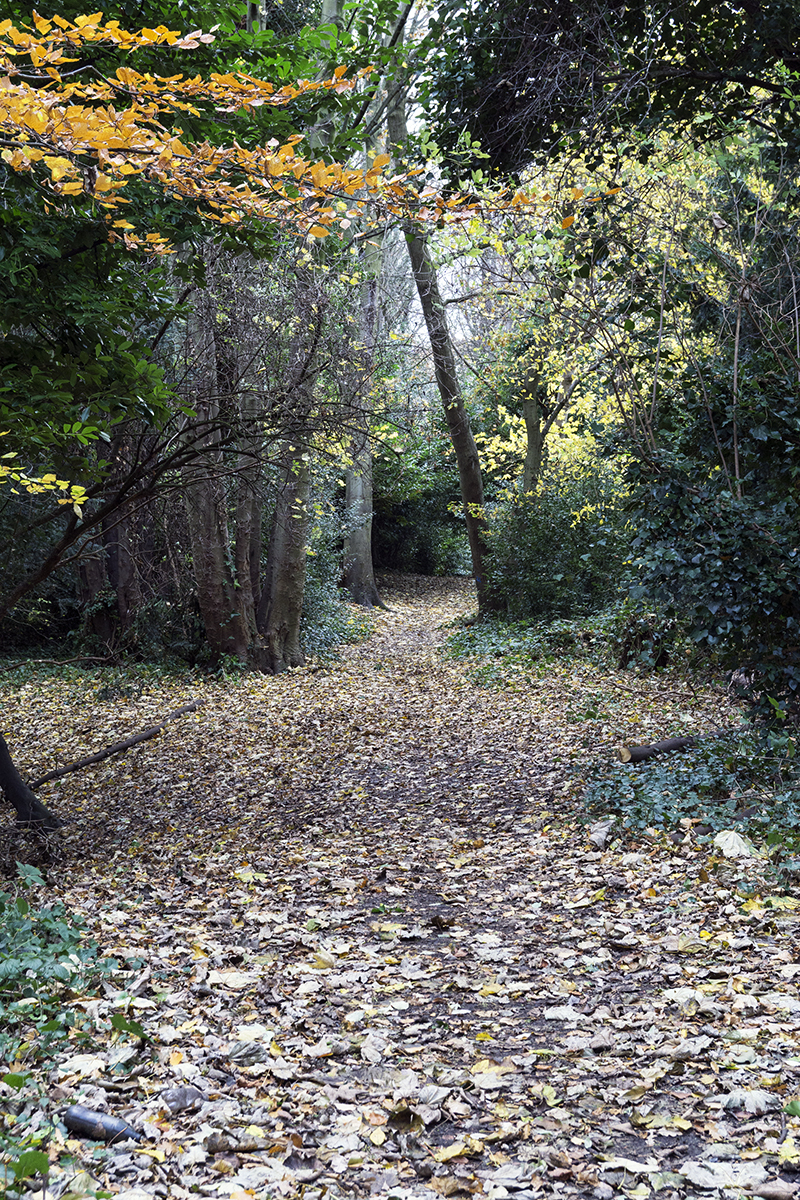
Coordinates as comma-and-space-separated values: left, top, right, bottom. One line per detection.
485, 463, 627, 618
301, 505, 373, 657
627, 452, 800, 723
583, 730, 800, 852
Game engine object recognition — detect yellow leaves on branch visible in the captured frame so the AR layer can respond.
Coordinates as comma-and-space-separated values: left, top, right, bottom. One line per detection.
0, 434, 87, 513
0, 12, 407, 249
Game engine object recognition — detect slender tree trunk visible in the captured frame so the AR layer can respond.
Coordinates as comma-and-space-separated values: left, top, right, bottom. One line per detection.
344, 432, 385, 607
256, 447, 311, 672
0, 732, 62, 829
387, 89, 493, 612
343, 206, 386, 609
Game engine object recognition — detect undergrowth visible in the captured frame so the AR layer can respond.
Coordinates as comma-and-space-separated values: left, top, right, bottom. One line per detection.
444, 604, 704, 687
445, 613, 616, 682
0, 864, 123, 1194
584, 730, 800, 862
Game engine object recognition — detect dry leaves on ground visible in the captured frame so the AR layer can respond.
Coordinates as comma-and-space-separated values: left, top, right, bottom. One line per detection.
1, 575, 799, 1200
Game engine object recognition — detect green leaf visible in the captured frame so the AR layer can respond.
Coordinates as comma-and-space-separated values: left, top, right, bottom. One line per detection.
110, 1013, 150, 1041
1, 1072, 30, 1090
12, 1149, 50, 1180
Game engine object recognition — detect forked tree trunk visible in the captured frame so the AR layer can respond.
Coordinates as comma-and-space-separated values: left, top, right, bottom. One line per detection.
0, 732, 62, 830
256, 448, 311, 672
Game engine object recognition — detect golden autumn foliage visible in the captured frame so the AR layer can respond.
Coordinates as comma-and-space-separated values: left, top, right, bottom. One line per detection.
0, 11, 423, 249
0, 13, 557, 254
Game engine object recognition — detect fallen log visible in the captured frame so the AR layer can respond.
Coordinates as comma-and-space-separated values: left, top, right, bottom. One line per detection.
617, 735, 697, 763
28, 700, 204, 789
617, 727, 746, 764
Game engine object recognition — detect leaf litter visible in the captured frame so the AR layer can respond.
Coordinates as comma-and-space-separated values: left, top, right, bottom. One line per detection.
2, 574, 800, 1200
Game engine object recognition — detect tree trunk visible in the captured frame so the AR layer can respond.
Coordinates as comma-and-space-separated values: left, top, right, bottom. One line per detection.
0, 732, 62, 829
343, 202, 386, 609
402, 228, 492, 610
344, 435, 385, 607
182, 276, 255, 664
387, 90, 493, 612
256, 448, 311, 672
521, 370, 545, 492
184, 444, 252, 663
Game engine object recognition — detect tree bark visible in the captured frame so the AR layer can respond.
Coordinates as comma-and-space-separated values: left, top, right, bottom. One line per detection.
0, 732, 62, 830
343, 201, 387, 609
387, 87, 493, 612
184, 445, 252, 662
344, 438, 386, 608
256, 448, 311, 672
522, 372, 545, 493
182, 277, 254, 664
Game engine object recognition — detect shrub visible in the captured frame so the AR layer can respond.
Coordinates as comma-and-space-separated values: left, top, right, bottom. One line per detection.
372, 430, 469, 575
485, 463, 627, 618
626, 449, 800, 723
301, 505, 373, 657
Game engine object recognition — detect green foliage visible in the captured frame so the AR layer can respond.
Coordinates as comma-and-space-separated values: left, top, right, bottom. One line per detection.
373, 431, 469, 576
627, 454, 800, 722
301, 508, 373, 657
418, 0, 800, 180
0, 864, 116, 1063
0, 188, 179, 477
444, 608, 630, 695
583, 731, 800, 851
0, 865, 120, 1194
485, 464, 626, 619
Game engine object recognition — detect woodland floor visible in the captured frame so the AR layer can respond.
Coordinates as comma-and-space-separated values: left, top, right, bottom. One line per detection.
2, 575, 800, 1200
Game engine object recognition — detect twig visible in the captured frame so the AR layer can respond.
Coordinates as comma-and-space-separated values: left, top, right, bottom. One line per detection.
28, 701, 204, 789
0, 654, 115, 675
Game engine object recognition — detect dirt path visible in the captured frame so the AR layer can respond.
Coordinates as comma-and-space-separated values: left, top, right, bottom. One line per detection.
4, 577, 799, 1199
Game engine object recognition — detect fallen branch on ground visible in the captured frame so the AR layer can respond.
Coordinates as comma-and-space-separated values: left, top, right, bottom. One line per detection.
0, 655, 116, 674
617, 727, 746, 763
28, 700, 204, 789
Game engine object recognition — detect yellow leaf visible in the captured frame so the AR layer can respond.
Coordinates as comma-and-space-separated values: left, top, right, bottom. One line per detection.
93, 172, 113, 191
672, 1116, 692, 1130
370, 1128, 386, 1145
371, 153, 391, 169
779, 1135, 800, 1164
561, 215, 575, 229
433, 1143, 466, 1163
308, 225, 330, 238
136, 1147, 166, 1163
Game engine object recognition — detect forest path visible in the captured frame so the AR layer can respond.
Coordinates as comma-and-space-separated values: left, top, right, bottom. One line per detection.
4, 577, 795, 1200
